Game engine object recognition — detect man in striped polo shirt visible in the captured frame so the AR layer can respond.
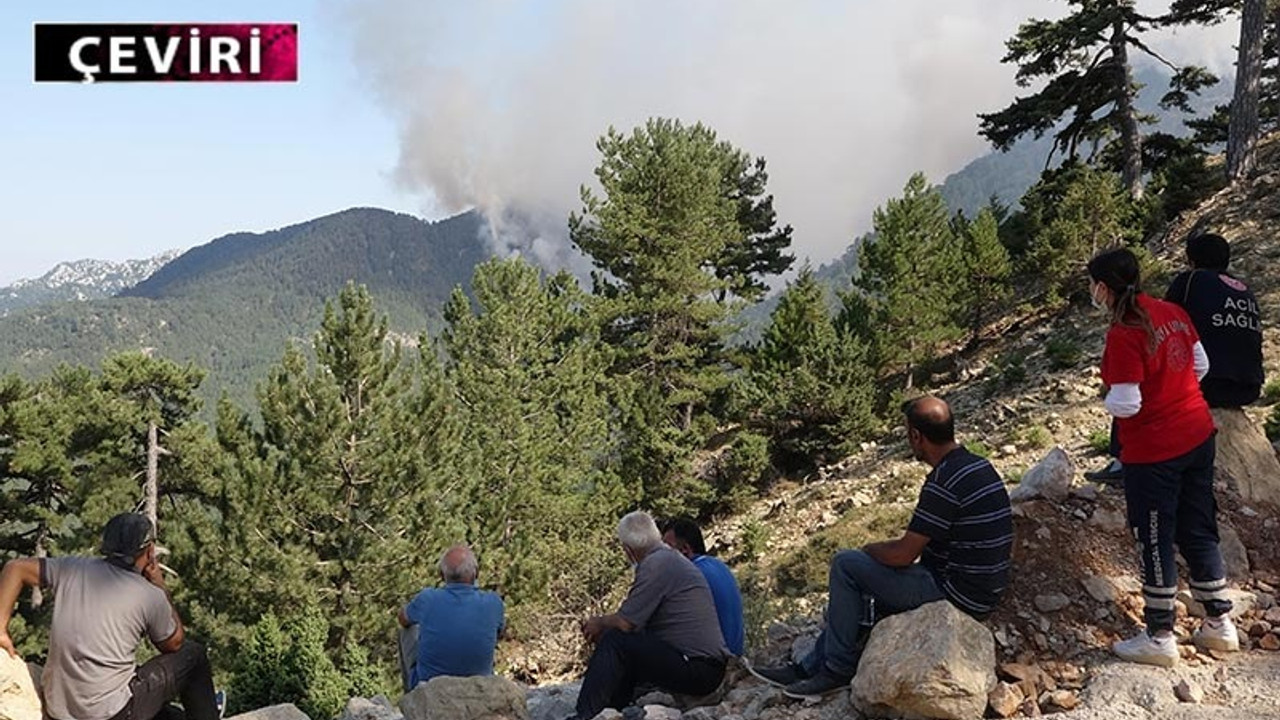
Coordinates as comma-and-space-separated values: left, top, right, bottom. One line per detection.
751, 396, 1013, 699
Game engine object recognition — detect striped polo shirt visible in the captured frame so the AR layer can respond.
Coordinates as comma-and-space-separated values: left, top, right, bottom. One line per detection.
907, 446, 1013, 617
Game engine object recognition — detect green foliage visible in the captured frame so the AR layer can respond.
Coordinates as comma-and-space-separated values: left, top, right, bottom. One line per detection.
773, 505, 913, 595
1019, 424, 1054, 450
569, 117, 793, 516
739, 518, 771, 563
1267, 405, 1280, 441
715, 431, 773, 514
842, 173, 964, 389
966, 440, 993, 459
233, 608, 364, 720
1262, 379, 1280, 405
1088, 428, 1112, 454
954, 207, 1013, 345
1045, 336, 1083, 370
738, 268, 876, 471
995, 350, 1029, 387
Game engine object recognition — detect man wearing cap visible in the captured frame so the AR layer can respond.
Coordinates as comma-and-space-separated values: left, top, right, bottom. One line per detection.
0, 513, 221, 720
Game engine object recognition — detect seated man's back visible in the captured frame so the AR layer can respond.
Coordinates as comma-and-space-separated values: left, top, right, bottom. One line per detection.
45, 557, 177, 720
691, 555, 744, 656
619, 545, 728, 659
405, 582, 504, 684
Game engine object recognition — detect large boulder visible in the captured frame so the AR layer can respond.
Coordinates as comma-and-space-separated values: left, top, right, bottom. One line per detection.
1211, 408, 1280, 507
850, 601, 997, 720
400, 676, 528, 720
0, 652, 41, 720
526, 682, 579, 720
225, 704, 311, 720
1009, 448, 1074, 503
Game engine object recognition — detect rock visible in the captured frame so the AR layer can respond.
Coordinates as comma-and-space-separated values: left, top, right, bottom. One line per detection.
1009, 447, 1074, 503
0, 652, 41, 720
1218, 522, 1251, 580
1210, 407, 1280, 507
1264, 607, 1280, 624
1000, 444, 1018, 457
1083, 663, 1177, 712
642, 706, 681, 720
1260, 633, 1280, 651
988, 682, 1023, 718
1248, 620, 1272, 637
1033, 593, 1070, 613
1018, 697, 1042, 717
790, 634, 817, 666
597, 711, 624, 720
1081, 575, 1118, 604
680, 709, 718, 720
1072, 484, 1099, 502
1178, 588, 1257, 619
1043, 690, 1079, 710
226, 705, 311, 720
400, 676, 527, 720
851, 601, 996, 720
527, 683, 580, 720
340, 697, 403, 720
1089, 508, 1127, 533
741, 686, 783, 720
1174, 679, 1204, 704
634, 693, 676, 708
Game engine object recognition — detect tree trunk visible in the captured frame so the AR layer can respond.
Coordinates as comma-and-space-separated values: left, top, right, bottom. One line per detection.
145, 420, 159, 530
1112, 19, 1144, 200
1229, 0, 1267, 181
31, 526, 48, 608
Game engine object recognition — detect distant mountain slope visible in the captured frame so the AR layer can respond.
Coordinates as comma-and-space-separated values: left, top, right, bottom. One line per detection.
0, 208, 492, 410
0, 250, 181, 317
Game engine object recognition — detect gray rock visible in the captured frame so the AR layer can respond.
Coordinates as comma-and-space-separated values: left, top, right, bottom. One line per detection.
340, 697, 403, 720
1218, 521, 1251, 580
851, 601, 996, 720
641, 707, 681, 720
1211, 407, 1280, 506
789, 634, 818, 666
1178, 588, 1258, 620
1082, 575, 1118, 604
1009, 448, 1075, 503
1089, 508, 1128, 533
633, 693, 676, 708
1034, 593, 1071, 613
226, 705, 311, 720
527, 683, 580, 720
400, 676, 527, 720
680, 708, 718, 720
741, 686, 783, 720
0, 652, 42, 720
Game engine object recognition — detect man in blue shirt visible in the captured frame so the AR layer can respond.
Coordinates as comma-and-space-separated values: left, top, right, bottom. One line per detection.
661, 518, 745, 656
397, 545, 505, 691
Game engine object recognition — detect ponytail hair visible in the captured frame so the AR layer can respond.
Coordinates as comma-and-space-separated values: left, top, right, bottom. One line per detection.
1087, 248, 1157, 353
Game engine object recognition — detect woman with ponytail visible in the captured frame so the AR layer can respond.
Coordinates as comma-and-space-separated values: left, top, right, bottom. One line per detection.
1088, 248, 1237, 667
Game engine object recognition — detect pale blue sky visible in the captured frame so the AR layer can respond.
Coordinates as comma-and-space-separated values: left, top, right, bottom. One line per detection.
0, 1, 426, 285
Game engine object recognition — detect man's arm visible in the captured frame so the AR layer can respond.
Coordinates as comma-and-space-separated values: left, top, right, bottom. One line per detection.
0, 559, 41, 657
142, 557, 185, 654
863, 531, 931, 568
398, 607, 412, 628
581, 613, 636, 644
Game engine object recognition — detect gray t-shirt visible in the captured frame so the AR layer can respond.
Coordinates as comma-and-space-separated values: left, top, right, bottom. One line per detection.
618, 546, 729, 660
41, 557, 177, 720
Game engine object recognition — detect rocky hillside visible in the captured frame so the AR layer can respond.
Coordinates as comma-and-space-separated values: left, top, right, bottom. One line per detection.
0, 250, 181, 317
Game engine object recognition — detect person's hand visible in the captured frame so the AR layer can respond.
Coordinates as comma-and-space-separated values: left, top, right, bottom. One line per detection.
142, 556, 165, 588
580, 616, 606, 644
0, 630, 17, 658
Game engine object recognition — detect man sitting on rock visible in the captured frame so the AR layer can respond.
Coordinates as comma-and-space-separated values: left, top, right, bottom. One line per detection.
397, 544, 505, 691
573, 512, 729, 720
750, 396, 1013, 699
661, 518, 745, 656
0, 512, 222, 720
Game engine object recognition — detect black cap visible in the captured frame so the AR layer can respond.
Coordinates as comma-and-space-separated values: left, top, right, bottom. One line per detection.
100, 513, 155, 562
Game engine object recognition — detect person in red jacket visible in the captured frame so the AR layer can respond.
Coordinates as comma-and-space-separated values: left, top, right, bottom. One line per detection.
1088, 248, 1238, 667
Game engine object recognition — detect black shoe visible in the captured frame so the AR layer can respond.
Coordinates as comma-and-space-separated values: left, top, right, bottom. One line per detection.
783, 669, 851, 699
1084, 459, 1124, 486
745, 661, 808, 688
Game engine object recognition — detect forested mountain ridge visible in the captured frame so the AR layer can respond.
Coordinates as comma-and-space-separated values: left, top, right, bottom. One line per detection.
0, 208, 491, 410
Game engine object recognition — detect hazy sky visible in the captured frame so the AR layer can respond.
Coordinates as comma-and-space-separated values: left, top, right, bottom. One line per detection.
0, 1, 1239, 285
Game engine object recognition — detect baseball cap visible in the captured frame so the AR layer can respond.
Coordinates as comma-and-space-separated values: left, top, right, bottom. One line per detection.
100, 513, 156, 562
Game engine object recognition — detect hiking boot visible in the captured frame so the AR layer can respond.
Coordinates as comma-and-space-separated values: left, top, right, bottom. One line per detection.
745, 661, 808, 688
1193, 616, 1240, 653
1085, 459, 1124, 486
1113, 631, 1178, 667
783, 668, 851, 699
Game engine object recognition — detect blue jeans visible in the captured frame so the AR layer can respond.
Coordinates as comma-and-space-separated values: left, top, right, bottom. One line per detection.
800, 550, 945, 678
1123, 434, 1231, 632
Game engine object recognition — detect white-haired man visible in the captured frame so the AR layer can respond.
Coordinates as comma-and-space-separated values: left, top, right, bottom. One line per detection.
397, 544, 504, 690
573, 512, 729, 720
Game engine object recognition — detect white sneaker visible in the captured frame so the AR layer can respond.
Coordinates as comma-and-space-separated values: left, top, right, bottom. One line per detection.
1113, 631, 1178, 667
1193, 616, 1240, 653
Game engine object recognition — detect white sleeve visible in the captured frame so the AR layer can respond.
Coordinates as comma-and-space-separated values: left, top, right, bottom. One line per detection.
1105, 383, 1143, 418
1192, 341, 1210, 381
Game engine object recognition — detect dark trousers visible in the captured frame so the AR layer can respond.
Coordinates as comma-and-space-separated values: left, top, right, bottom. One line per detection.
575, 630, 725, 720
1123, 435, 1232, 632
799, 550, 944, 678
108, 642, 217, 720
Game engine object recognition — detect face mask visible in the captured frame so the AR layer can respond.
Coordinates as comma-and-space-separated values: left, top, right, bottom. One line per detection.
1090, 284, 1107, 311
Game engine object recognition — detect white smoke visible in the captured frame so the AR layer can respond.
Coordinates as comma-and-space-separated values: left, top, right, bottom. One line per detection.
341, 0, 1240, 273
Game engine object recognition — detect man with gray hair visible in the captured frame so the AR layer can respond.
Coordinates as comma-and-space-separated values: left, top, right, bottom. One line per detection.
573, 511, 729, 720
397, 544, 504, 690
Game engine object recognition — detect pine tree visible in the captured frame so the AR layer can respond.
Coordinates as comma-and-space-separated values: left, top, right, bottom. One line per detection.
980, 0, 1218, 199
842, 173, 963, 389
741, 268, 876, 469
955, 208, 1013, 347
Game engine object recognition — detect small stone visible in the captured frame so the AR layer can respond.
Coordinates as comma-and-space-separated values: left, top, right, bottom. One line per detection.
1018, 696, 1042, 717
635, 693, 676, 708
1249, 621, 1272, 637
988, 682, 1023, 718
1034, 593, 1071, 613
1174, 679, 1204, 704
643, 706, 682, 720
1035, 526, 1052, 541
1081, 576, 1117, 603
1072, 508, 1088, 520
1214, 665, 1228, 683
1257, 593, 1277, 610
1000, 444, 1018, 456
1044, 690, 1079, 710
1072, 484, 1099, 502
1089, 509, 1127, 532
1241, 506, 1259, 517
1264, 607, 1280, 624
1178, 645, 1199, 660
1260, 633, 1280, 652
